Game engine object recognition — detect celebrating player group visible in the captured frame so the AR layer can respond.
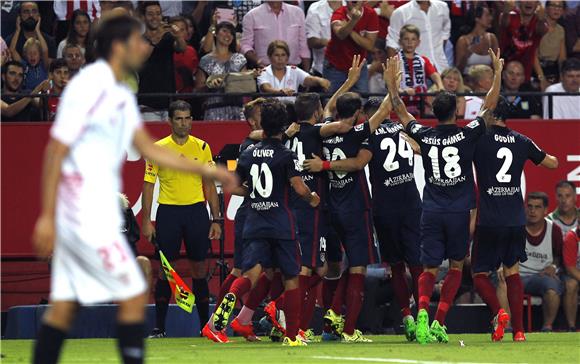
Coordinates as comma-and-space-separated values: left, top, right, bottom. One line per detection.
31, 12, 559, 363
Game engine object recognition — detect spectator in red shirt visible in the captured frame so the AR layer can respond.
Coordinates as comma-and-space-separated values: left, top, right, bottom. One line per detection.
563, 227, 579, 331
499, 0, 547, 82
45, 58, 69, 121
171, 16, 199, 94
324, 1, 379, 93
397, 24, 444, 115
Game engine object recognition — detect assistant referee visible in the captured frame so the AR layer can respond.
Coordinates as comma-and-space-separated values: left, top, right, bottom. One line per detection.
142, 100, 222, 338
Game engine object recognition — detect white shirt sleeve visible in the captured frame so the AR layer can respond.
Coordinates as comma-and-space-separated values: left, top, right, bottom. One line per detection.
295, 67, 310, 86
386, 8, 403, 50
440, 4, 451, 40
125, 94, 143, 135
257, 66, 273, 86
305, 5, 321, 39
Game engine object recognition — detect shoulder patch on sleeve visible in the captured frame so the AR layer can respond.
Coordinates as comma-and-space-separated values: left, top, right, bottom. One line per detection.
410, 122, 423, 134
466, 119, 481, 129
354, 124, 365, 131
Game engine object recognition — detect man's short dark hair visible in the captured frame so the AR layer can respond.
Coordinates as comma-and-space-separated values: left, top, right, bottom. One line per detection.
261, 99, 288, 137
363, 97, 382, 117
94, 14, 142, 60
19, 1, 38, 14
561, 58, 580, 75
285, 102, 297, 124
432, 91, 457, 122
139, 1, 161, 14
243, 97, 266, 121
49, 58, 68, 73
295, 93, 321, 121
2, 60, 24, 74
555, 180, 576, 192
527, 191, 549, 207
168, 100, 192, 119
336, 92, 362, 119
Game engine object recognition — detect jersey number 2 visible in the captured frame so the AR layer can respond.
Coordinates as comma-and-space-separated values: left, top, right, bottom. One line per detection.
249, 163, 273, 198
496, 147, 513, 183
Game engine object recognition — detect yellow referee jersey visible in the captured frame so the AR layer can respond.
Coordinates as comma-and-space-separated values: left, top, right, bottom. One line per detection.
144, 135, 213, 205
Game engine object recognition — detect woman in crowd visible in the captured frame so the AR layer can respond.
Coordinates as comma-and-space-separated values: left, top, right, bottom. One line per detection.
455, 5, 498, 76
426, 67, 468, 117
257, 40, 330, 101
195, 22, 247, 121
56, 10, 91, 58
534, 0, 566, 90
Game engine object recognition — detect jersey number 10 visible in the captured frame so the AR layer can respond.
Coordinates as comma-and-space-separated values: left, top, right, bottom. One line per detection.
249, 163, 273, 198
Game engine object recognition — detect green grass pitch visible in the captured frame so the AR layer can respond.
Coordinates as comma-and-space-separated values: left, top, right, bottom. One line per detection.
2, 333, 579, 363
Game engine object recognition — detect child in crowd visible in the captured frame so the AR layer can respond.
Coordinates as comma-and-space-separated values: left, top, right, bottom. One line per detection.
13, 38, 49, 90
368, 38, 388, 94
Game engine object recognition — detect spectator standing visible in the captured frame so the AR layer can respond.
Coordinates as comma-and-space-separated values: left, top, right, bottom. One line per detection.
549, 181, 579, 237
426, 67, 467, 117
12, 37, 49, 91
44, 58, 69, 121
563, 4, 580, 61
520, 192, 564, 332
543, 58, 580, 119
56, 10, 91, 58
464, 64, 492, 119
171, 16, 199, 94
368, 38, 388, 94
195, 22, 247, 121
499, 1, 546, 82
396, 24, 444, 115
63, 43, 85, 77
6, 2, 56, 61
534, 1, 566, 90
1, 0, 19, 40
455, 5, 498, 76
502, 61, 542, 119
258, 40, 330, 101
138, 1, 186, 121
387, 0, 450, 72
324, 1, 379, 93
562, 227, 579, 331
241, 1, 310, 69
0, 60, 45, 122
305, 0, 343, 76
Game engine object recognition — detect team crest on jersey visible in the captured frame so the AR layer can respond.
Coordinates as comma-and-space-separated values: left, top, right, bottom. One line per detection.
466, 120, 480, 129
354, 124, 365, 131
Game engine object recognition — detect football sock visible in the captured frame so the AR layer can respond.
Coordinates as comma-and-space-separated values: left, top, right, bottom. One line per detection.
33, 323, 67, 364
300, 275, 321, 330
117, 322, 145, 364
154, 279, 171, 331
215, 273, 237, 313
434, 268, 462, 325
418, 271, 436, 311
331, 272, 349, 314
391, 262, 412, 317
506, 273, 524, 333
244, 273, 272, 310
269, 272, 284, 300
192, 278, 210, 329
230, 277, 252, 300
409, 265, 423, 304
275, 292, 285, 310
474, 273, 501, 315
343, 273, 365, 335
322, 277, 339, 310
283, 287, 300, 340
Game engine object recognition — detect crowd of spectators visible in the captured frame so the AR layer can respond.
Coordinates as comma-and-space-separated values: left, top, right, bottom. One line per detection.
1, 0, 580, 122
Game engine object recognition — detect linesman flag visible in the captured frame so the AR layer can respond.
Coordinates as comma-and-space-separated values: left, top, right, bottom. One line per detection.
159, 250, 196, 313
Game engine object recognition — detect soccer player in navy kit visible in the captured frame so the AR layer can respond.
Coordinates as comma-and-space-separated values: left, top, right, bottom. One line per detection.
384, 49, 503, 344
210, 98, 320, 347
305, 97, 424, 342
472, 97, 558, 342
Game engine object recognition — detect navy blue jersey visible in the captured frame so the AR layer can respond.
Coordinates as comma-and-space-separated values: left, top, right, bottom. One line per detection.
406, 117, 486, 212
238, 137, 259, 210
286, 122, 325, 209
323, 121, 372, 212
362, 121, 421, 214
236, 138, 301, 240
474, 125, 546, 227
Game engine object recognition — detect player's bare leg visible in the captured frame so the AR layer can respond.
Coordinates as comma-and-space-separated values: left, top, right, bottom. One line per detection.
340, 266, 372, 343
190, 260, 210, 335
33, 300, 80, 364
473, 270, 509, 341
136, 256, 152, 289
563, 278, 578, 331
117, 293, 147, 364
503, 263, 526, 341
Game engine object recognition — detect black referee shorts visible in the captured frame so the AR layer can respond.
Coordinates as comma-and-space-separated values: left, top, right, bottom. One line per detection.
155, 202, 211, 262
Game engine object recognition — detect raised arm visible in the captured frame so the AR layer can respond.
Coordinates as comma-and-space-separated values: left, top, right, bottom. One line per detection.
481, 48, 504, 111
540, 154, 558, 169
332, 4, 363, 40
368, 93, 392, 133
35, 18, 51, 68
324, 54, 363, 118
384, 56, 414, 128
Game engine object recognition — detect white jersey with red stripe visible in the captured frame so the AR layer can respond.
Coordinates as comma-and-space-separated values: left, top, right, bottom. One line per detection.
49, 59, 146, 304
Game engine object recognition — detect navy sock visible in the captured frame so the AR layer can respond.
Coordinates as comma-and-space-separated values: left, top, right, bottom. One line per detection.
154, 279, 171, 331
33, 323, 67, 364
117, 322, 145, 364
192, 278, 210, 330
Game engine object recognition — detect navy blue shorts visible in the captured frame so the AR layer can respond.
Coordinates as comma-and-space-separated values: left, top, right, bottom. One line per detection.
233, 206, 248, 269
374, 209, 421, 266
330, 209, 378, 267
155, 203, 210, 262
325, 211, 343, 264
472, 225, 527, 273
242, 238, 301, 277
295, 207, 328, 268
420, 210, 470, 267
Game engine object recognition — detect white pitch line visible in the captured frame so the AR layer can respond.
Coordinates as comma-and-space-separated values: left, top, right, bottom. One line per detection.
311, 356, 528, 364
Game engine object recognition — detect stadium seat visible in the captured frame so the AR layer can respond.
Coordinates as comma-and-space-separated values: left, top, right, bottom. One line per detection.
523, 294, 543, 332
